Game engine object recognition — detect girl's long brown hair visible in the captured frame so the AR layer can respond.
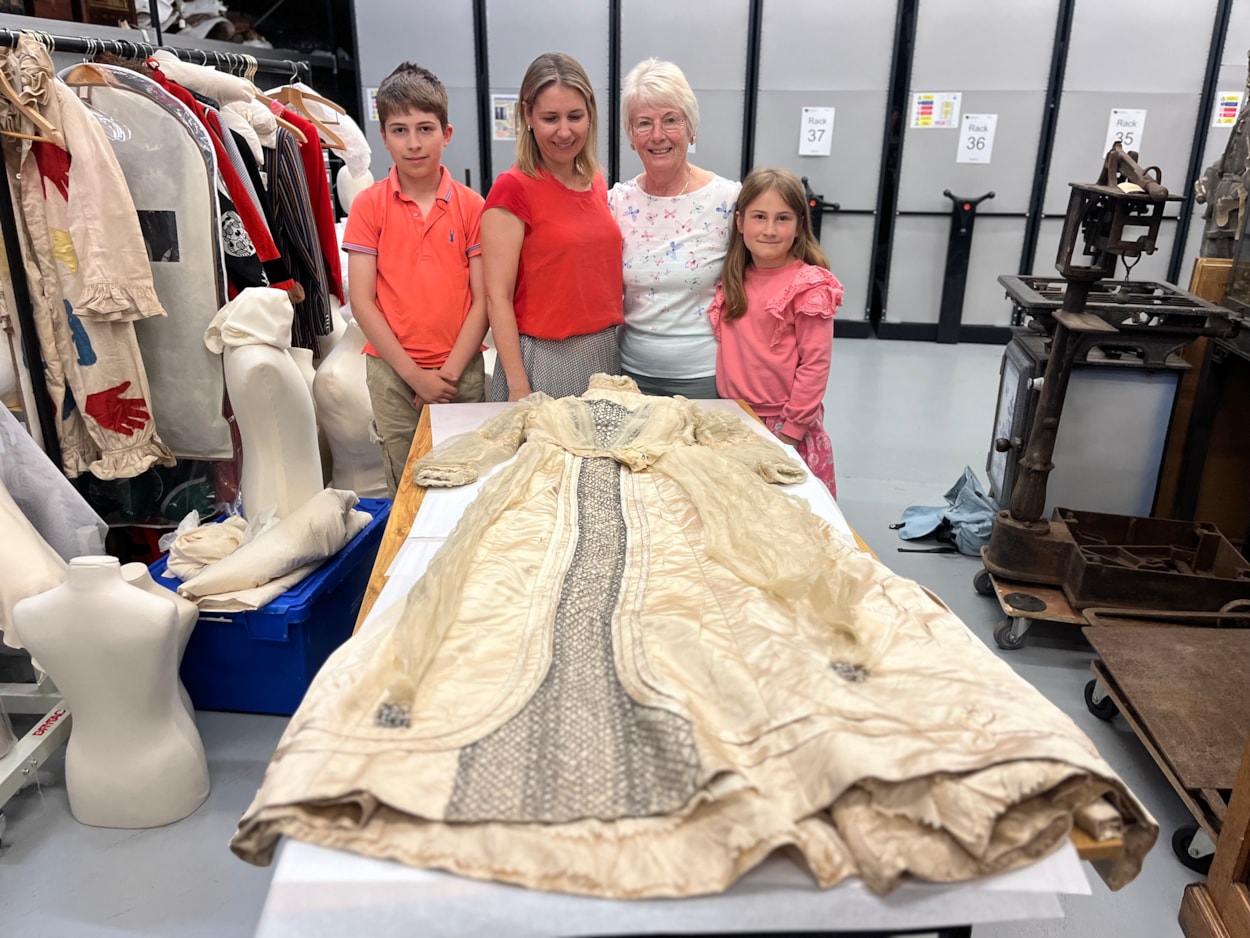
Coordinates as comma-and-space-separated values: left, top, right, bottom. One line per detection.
721, 168, 829, 321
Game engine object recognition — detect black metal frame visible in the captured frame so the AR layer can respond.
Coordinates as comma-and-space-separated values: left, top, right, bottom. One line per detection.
936, 189, 996, 344
869, 0, 918, 329
0, 25, 312, 80
1017, 0, 1075, 276
875, 322, 1012, 345
739, 0, 763, 180
472, 0, 492, 195
664, 927, 974, 938
1167, 0, 1235, 285
607, 0, 621, 186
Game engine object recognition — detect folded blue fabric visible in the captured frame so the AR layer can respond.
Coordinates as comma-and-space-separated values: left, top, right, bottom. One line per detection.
896, 467, 996, 556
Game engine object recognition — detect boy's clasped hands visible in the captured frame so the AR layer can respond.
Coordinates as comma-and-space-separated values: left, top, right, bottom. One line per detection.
409, 366, 460, 406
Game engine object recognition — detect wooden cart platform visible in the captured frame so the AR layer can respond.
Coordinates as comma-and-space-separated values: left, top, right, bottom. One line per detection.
1083, 624, 1250, 851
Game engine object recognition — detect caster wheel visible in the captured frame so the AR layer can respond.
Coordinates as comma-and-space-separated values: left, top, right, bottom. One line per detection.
1084, 679, 1119, 721
1172, 824, 1214, 875
973, 568, 994, 597
993, 617, 1027, 650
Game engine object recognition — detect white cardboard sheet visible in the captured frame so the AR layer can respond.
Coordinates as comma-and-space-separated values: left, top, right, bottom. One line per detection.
260, 400, 1089, 934
257, 840, 1079, 938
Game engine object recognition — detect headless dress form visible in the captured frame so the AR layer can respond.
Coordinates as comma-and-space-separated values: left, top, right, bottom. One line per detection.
13, 557, 210, 828
312, 318, 387, 497
121, 562, 197, 724
226, 342, 323, 517
288, 345, 334, 486
209, 288, 323, 519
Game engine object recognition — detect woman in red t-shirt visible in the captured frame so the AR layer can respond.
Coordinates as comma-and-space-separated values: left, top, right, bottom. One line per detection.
482, 52, 624, 402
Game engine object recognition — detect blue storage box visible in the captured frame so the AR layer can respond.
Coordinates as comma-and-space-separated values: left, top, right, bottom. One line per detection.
149, 497, 392, 716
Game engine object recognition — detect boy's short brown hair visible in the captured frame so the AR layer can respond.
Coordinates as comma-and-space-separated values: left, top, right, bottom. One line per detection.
376, 62, 448, 129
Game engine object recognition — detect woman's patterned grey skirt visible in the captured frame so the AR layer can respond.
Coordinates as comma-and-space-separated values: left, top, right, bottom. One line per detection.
489, 326, 621, 401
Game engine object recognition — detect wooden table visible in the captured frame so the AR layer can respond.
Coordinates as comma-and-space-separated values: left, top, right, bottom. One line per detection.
355, 406, 434, 632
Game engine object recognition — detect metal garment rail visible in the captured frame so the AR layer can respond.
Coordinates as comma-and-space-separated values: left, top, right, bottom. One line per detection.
0, 28, 313, 467
0, 27, 311, 81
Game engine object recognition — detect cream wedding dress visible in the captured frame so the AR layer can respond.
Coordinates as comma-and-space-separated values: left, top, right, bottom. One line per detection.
231, 376, 1155, 897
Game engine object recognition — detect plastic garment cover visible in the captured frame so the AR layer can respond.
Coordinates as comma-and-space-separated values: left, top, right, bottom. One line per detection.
895, 466, 996, 556
60, 63, 232, 459
0, 405, 107, 559
232, 378, 1155, 899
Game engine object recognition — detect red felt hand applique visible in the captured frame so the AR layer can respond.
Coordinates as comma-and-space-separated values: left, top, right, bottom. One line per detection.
84, 381, 150, 436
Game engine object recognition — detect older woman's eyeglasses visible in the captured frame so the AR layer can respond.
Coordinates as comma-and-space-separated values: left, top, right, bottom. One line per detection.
631, 115, 686, 136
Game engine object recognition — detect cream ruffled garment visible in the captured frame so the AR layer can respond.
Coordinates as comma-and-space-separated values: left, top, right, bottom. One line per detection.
231, 377, 1156, 898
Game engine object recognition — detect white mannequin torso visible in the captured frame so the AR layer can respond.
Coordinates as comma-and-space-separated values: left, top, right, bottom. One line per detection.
13, 556, 210, 828
121, 562, 197, 724
312, 319, 387, 497
224, 343, 323, 519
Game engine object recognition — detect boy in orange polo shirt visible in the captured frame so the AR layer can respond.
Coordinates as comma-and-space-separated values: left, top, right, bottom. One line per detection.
344, 62, 487, 496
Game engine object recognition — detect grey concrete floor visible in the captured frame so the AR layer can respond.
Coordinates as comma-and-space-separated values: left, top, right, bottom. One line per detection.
0, 337, 1208, 935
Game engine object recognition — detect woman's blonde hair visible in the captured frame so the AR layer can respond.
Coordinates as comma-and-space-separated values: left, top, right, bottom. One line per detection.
721, 168, 829, 322
516, 52, 600, 183
621, 58, 699, 140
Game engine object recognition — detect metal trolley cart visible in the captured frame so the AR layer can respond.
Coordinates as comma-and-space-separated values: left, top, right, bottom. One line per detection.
1081, 612, 1250, 874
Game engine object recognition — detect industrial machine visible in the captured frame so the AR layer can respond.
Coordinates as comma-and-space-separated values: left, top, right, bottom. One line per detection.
976, 144, 1246, 650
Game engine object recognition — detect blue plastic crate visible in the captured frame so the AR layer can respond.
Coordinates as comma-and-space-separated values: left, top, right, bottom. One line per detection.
149, 497, 392, 716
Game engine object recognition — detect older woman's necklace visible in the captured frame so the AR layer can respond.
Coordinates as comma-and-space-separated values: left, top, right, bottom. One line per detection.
649, 168, 692, 198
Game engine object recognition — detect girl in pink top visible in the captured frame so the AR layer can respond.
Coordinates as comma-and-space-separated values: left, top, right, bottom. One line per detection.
707, 168, 843, 496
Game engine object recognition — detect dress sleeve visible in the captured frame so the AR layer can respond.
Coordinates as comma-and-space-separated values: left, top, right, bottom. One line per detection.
779, 267, 841, 439
792, 267, 843, 319
341, 189, 379, 255
691, 406, 807, 485
483, 170, 533, 227
412, 393, 552, 487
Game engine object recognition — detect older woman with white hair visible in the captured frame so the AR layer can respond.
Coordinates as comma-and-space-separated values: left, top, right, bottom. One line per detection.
609, 59, 741, 399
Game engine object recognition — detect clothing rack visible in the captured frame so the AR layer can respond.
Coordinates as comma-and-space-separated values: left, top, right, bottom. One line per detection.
0, 28, 314, 470
0, 27, 312, 83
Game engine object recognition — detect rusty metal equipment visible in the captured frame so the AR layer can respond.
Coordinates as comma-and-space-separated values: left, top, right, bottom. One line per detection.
1055, 509, 1250, 610
982, 144, 1239, 591
975, 145, 1246, 650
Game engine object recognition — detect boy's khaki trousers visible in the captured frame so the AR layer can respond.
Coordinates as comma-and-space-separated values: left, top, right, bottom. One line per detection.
365, 352, 486, 496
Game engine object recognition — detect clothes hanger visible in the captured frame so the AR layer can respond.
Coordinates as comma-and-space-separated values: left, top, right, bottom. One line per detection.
251, 91, 308, 145
0, 29, 64, 146
0, 68, 65, 148
62, 61, 122, 87
272, 85, 346, 152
